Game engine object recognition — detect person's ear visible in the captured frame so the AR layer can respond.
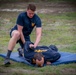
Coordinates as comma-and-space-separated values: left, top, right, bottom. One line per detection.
32, 58, 36, 64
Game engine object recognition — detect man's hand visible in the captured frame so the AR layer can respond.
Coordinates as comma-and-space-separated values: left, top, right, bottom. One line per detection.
46, 61, 51, 65
29, 44, 36, 49
29, 44, 34, 48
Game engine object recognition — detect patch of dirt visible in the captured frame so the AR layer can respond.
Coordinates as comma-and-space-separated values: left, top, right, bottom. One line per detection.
0, 67, 41, 75
61, 68, 76, 75
0, 2, 76, 14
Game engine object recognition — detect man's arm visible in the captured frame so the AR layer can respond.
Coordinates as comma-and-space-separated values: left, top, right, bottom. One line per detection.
34, 27, 42, 48
29, 27, 42, 48
17, 25, 25, 44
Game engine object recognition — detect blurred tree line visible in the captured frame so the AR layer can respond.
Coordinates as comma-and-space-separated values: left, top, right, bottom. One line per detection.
0, 0, 76, 3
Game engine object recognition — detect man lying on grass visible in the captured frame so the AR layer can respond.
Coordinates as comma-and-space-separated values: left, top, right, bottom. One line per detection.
18, 41, 61, 67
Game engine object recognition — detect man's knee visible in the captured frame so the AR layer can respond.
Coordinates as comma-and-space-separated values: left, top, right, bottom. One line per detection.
12, 30, 20, 38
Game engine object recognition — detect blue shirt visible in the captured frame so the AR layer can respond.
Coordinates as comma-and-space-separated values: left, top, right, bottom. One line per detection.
12, 12, 42, 36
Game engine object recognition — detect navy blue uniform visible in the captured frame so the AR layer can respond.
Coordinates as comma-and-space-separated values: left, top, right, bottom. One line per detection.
10, 12, 42, 48
24, 42, 61, 65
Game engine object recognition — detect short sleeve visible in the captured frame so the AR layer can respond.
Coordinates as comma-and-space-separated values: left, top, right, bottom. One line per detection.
35, 16, 42, 27
16, 13, 24, 26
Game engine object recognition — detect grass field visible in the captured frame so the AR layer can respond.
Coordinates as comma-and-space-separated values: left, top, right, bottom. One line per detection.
0, 1, 76, 75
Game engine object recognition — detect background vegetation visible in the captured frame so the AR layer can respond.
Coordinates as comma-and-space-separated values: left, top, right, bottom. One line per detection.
0, 0, 76, 3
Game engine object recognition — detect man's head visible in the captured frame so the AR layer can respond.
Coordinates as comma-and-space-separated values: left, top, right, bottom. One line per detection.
34, 53, 44, 67
27, 4, 36, 18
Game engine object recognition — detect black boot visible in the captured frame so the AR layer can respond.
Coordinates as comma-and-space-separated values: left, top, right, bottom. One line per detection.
4, 58, 11, 66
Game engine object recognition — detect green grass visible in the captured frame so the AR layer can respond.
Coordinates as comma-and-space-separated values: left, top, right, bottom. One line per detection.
31, 13, 76, 47
0, 2, 76, 75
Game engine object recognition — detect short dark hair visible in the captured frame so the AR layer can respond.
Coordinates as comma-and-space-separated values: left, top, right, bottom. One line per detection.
34, 53, 44, 61
27, 4, 36, 11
